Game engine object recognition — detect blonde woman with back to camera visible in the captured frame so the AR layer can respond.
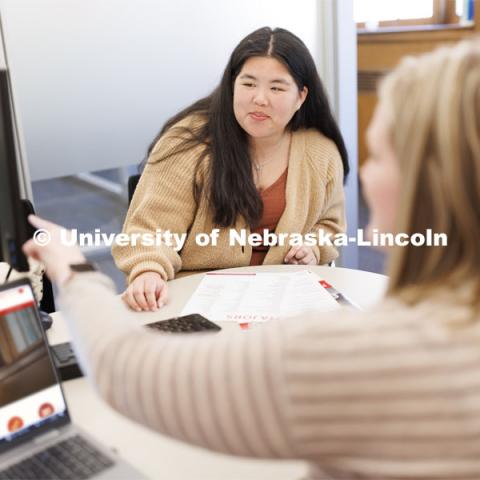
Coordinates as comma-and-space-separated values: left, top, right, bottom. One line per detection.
24, 40, 480, 479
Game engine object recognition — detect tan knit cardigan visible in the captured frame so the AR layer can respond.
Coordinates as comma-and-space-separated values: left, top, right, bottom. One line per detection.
112, 117, 346, 283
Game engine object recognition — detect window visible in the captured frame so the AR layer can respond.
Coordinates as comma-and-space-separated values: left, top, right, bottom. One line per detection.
3, 310, 42, 361
355, 0, 434, 24
355, 0, 474, 29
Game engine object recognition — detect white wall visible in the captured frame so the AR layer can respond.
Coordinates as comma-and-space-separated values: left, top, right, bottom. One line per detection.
0, 0, 326, 181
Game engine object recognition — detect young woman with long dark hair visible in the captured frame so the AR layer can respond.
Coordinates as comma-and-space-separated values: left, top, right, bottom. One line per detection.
112, 27, 349, 311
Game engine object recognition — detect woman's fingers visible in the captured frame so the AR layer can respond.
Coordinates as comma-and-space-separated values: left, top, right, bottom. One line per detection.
284, 246, 301, 263
284, 246, 317, 265
123, 288, 141, 312
144, 277, 160, 310
294, 248, 308, 260
121, 272, 169, 312
157, 283, 169, 308
132, 285, 150, 311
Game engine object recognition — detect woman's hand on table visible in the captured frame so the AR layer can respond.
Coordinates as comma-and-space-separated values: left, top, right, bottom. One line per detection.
284, 245, 317, 265
121, 271, 169, 312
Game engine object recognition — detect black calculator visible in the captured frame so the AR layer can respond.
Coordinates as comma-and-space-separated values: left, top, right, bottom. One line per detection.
146, 313, 221, 333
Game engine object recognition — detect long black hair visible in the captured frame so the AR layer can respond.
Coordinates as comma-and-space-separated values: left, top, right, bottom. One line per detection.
146, 27, 349, 228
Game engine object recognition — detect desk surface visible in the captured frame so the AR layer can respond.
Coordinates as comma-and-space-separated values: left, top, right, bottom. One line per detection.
49, 265, 387, 480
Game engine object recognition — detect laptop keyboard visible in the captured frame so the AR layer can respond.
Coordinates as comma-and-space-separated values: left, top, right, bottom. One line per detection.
0, 434, 114, 480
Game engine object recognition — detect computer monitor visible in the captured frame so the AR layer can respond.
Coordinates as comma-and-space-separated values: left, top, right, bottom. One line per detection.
0, 68, 29, 272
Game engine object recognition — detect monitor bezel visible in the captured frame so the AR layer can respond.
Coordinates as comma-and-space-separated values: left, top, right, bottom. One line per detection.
0, 68, 30, 271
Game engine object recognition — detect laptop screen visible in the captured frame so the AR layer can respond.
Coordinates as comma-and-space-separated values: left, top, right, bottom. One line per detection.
0, 280, 68, 448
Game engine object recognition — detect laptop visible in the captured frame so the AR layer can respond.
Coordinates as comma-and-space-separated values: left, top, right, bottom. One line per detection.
0, 278, 144, 479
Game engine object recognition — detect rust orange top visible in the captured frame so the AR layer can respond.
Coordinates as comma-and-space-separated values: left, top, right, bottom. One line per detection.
249, 168, 288, 266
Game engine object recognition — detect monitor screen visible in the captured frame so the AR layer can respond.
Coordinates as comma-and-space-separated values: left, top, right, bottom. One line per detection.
0, 69, 29, 272
0, 280, 67, 448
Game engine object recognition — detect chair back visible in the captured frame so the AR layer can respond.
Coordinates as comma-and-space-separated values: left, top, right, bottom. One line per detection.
128, 174, 141, 205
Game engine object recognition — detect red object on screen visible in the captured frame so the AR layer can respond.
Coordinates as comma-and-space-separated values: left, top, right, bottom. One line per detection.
38, 402, 55, 418
7, 416, 24, 432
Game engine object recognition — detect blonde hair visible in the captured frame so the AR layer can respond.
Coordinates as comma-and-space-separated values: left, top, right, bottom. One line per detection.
379, 40, 480, 307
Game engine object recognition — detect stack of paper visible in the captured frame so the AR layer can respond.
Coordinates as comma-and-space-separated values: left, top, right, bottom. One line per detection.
181, 271, 340, 323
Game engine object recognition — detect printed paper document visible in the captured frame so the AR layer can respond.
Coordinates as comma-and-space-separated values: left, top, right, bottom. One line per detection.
181, 270, 340, 323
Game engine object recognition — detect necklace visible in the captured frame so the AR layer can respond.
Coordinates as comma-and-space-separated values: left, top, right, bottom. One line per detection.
253, 158, 275, 171
252, 132, 292, 172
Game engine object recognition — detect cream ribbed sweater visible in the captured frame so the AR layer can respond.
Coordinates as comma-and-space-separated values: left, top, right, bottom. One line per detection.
60, 272, 480, 480
112, 117, 346, 283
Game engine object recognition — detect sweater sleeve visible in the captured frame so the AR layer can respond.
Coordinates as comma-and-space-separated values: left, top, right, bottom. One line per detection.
309, 146, 346, 265
112, 120, 206, 283
59, 273, 479, 479
59, 272, 299, 459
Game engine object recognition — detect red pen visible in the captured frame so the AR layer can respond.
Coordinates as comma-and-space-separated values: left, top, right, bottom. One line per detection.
319, 280, 359, 309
